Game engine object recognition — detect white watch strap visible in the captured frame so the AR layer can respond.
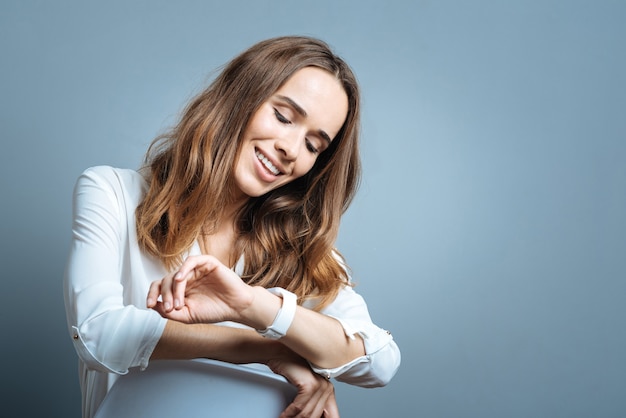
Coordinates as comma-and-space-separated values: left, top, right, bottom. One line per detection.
257, 287, 297, 340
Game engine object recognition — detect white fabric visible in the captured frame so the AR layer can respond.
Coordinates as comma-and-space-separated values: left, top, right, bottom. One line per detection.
64, 165, 401, 418
93, 359, 298, 418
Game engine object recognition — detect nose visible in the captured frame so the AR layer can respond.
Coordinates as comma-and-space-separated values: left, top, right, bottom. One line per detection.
274, 132, 301, 161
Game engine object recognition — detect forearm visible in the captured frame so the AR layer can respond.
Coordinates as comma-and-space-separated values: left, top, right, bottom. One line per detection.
151, 320, 290, 365
244, 287, 365, 370
285, 306, 365, 369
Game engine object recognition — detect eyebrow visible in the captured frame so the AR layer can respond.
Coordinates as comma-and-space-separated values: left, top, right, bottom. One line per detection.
276, 95, 332, 145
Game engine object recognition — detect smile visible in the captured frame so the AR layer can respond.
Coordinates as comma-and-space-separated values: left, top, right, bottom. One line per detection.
255, 149, 282, 176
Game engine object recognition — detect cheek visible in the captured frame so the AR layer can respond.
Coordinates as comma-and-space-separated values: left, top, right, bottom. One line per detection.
293, 155, 318, 178
246, 109, 276, 138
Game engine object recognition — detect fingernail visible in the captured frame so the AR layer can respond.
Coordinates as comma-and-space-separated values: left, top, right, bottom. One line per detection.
146, 298, 153, 307
174, 299, 180, 308
164, 302, 171, 310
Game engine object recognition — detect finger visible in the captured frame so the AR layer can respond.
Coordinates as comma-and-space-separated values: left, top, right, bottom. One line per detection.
172, 269, 189, 309
152, 301, 188, 322
280, 395, 319, 418
173, 255, 198, 281
146, 280, 162, 308
279, 384, 323, 417
175, 255, 211, 279
322, 388, 340, 418
176, 254, 222, 280
159, 273, 177, 312
281, 384, 326, 418
150, 300, 166, 316
307, 380, 335, 418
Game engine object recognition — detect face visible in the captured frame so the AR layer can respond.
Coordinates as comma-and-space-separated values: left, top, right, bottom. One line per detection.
233, 66, 349, 199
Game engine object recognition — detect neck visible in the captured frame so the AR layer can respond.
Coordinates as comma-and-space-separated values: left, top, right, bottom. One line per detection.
200, 193, 247, 240
221, 198, 246, 226
199, 204, 241, 267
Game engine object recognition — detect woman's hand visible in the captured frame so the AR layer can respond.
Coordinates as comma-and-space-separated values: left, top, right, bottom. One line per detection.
268, 357, 340, 418
146, 255, 255, 324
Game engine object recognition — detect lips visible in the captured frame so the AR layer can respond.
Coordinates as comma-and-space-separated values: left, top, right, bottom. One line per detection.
255, 149, 282, 176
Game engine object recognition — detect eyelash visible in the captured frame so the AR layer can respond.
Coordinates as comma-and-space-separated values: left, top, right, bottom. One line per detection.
273, 108, 291, 125
273, 108, 319, 154
306, 141, 319, 154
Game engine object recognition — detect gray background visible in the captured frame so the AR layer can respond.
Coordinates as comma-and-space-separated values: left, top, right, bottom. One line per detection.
1, 1, 624, 417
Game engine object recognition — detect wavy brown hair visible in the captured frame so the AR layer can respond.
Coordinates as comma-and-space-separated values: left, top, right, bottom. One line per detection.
136, 36, 361, 309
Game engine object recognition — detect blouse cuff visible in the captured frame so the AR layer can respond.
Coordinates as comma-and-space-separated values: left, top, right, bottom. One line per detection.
70, 308, 167, 375
137, 317, 168, 371
309, 354, 370, 380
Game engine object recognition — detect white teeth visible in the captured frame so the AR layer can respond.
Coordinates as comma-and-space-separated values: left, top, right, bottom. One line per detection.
255, 150, 281, 175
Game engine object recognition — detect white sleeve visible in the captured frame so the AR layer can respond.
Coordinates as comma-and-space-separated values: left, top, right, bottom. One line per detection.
307, 285, 401, 388
63, 167, 167, 374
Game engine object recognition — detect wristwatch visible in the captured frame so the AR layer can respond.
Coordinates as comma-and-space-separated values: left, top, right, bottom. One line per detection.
256, 287, 297, 340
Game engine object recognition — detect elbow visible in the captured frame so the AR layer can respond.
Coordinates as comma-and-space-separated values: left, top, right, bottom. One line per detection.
366, 357, 401, 388
363, 340, 402, 388
335, 340, 401, 388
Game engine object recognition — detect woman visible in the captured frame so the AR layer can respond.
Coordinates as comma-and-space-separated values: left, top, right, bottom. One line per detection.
64, 36, 400, 418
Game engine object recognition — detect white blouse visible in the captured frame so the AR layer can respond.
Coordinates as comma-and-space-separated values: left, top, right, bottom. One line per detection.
64, 165, 401, 417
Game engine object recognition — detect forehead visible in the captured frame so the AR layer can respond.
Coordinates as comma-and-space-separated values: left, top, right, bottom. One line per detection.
273, 67, 349, 139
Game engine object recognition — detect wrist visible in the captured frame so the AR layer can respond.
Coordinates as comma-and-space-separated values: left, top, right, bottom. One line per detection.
239, 286, 282, 329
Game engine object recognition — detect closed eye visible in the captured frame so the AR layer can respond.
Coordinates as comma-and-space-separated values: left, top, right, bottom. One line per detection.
306, 139, 319, 154
274, 107, 319, 154
273, 108, 291, 124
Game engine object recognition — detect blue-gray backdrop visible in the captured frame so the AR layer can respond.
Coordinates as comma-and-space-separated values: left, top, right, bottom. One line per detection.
1, 1, 624, 417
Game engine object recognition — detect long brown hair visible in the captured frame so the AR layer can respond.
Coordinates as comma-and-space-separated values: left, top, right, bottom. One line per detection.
136, 36, 361, 309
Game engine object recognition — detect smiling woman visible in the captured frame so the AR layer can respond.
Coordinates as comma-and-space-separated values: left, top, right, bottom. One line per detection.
63, 36, 400, 418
